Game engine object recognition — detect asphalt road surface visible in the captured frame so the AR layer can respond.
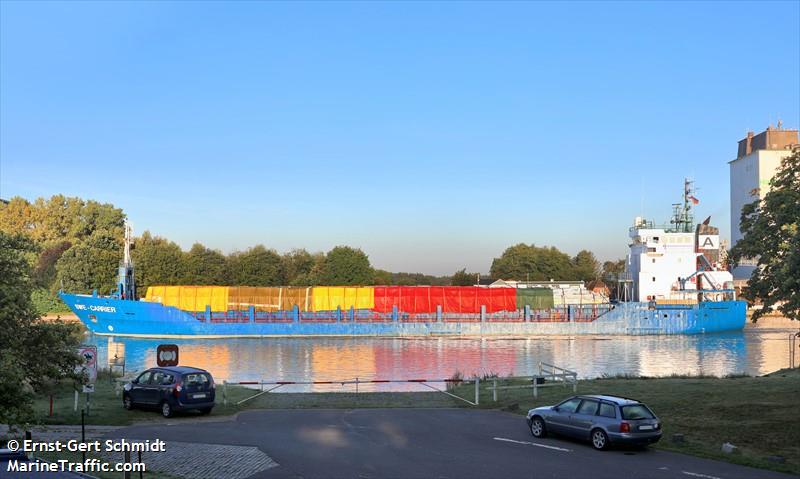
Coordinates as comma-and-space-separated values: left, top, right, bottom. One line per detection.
107, 408, 795, 479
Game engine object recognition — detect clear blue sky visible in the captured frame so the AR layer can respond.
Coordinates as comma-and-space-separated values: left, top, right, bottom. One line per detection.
1, 1, 798, 275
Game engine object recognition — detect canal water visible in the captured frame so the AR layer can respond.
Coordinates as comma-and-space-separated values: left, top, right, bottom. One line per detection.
85, 318, 797, 392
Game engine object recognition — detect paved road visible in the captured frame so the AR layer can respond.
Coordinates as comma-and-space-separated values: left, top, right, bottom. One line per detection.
107, 409, 795, 479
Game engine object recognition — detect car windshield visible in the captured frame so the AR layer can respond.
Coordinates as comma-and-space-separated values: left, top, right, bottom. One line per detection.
621, 404, 655, 420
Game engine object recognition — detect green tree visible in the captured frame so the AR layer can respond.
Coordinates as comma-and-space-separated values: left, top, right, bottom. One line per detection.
490, 244, 574, 281
181, 243, 229, 285
55, 230, 122, 294
0, 232, 82, 428
319, 246, 374, 285
282, 249, 316, 285
451, 268, 476, 286
229, 245, 286, 286
131, 231, 186, 295
572, 250, 600, 282
731, 150, 800, 321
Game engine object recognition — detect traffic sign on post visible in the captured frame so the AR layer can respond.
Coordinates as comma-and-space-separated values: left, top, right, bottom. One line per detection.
76, 345, 98, 389
157, 344, 179, 367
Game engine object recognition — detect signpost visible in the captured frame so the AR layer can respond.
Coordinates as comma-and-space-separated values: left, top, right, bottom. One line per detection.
76, 345, 97, 414
157, 344, 179, 367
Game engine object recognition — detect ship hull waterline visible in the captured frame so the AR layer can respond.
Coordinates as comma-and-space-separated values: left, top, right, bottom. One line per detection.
60, 293, 747, 338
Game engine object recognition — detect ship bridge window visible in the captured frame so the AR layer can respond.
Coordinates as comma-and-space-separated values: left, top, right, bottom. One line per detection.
653, 236, 660, 242
652, 277, 656, 282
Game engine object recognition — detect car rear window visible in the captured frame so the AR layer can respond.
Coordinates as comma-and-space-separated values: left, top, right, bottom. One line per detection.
598, 403, 616, 418
621, 404, 655, 420
184, 373, 210, 385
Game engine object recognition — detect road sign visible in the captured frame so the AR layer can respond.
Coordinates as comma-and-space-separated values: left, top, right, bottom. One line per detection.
157, 344, 179, 367
82, 384, 95, 393
76, 345, 98, 385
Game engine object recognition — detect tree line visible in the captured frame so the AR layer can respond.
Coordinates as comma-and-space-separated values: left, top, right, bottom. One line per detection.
0, 195, 618, 308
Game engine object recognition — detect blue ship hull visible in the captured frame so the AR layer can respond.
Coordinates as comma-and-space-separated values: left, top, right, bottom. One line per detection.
60, 293, 747, 338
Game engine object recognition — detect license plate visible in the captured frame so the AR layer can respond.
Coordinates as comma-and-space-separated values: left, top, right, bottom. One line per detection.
639, 425, 654, 430
193, 393, 207, 399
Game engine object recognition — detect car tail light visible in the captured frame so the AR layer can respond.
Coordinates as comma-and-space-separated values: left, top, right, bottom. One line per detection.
620, 422, 631, 433
173, 380, 182, 397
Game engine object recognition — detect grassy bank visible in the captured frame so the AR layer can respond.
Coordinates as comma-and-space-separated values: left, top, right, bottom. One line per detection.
27, 369, 800, 475
449, 368, 800, 475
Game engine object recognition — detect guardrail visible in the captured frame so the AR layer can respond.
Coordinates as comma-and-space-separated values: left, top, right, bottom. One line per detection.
223, 377, 483, 407
485, 362, 578, 401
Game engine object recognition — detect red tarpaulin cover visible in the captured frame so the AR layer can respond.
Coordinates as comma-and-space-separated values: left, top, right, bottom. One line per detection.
373, 286, 516, 313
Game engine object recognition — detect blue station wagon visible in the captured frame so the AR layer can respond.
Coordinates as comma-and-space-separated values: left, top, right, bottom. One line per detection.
526, 395, 662, 450
122, 366, 216, 417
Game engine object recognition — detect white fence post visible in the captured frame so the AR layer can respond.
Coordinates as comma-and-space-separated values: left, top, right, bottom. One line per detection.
492, 379, 497, 402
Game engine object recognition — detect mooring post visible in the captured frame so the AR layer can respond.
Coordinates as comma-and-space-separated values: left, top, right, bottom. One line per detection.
474, 377, 480, 405
492, 379, 497, 402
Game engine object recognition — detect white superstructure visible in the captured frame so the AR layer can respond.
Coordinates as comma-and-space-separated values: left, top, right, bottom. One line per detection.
626, 180, 733, 302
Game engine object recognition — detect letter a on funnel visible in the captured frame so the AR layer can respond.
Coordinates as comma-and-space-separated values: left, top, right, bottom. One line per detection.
157, 344, 179, 367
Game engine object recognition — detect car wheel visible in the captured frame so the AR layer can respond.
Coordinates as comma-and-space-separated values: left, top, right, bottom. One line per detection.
161, 402, 173, 418
530, 417, 547, 438
123, 395, 133, 410
591, 429, 609, 450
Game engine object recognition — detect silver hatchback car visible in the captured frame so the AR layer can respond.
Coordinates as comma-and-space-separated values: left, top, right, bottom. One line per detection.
526, 394, 662, 450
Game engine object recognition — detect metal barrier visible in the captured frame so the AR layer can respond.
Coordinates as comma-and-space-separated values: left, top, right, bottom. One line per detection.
223, 377, 481, 407
485, 362, 578, 401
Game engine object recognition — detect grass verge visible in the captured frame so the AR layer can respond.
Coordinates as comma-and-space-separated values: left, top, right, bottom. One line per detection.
449, 368, 800, 475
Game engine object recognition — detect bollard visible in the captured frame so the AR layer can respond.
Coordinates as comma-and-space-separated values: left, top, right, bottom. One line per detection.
474, 377, 480, 405
25, 431, 32, 459
492, 379, 497, 402
124, 450, 131, 479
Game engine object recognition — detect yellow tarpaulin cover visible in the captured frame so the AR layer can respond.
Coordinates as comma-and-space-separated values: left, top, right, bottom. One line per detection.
312, 287, 374, 312
144, 286, 229, 312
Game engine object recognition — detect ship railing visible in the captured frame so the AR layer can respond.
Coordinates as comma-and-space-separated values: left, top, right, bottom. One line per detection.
191, 304, 615, 323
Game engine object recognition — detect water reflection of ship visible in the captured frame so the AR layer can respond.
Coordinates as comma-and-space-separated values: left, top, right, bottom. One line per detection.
87, 327, 788, 389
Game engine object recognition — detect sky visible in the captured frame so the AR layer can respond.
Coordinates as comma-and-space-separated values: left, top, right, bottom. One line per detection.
1, 1, 798, 275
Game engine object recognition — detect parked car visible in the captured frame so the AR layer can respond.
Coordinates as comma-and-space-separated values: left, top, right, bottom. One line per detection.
526, 394, 662, 450
122, 366, 215, 418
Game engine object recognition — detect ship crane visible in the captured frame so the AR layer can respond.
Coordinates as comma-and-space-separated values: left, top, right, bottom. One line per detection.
116, 221, 136, 301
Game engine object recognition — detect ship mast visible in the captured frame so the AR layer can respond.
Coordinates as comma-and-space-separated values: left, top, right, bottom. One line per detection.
117, 221, 136, 300
670, 178, 695, 233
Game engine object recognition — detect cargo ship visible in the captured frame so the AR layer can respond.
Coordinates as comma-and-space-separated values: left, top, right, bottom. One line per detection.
60, 181, 747, 338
